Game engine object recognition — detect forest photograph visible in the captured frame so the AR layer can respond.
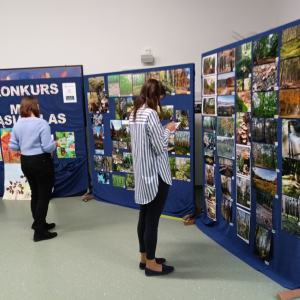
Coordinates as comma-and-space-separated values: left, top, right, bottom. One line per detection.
161, 105, 174, 120
110, 120, 122, 140
236, 78, 251, 112
169, 157, 176, 178
280, 57, 300, 89
252, 117, 277, 144
236, 112, 251, 145
87, 92, 99, 113
253, 225, 272, 261
252, 91, 277, 117
168, 133, 175, 153
217, 137, 235, 159
204, 149, 215, 166
112, 175, 125, 188
205, 184, 216, 203
218, 49, 235, 74
175, 131, 190, 155
107, 74, 120, 97
97, 172, 110, 185
203, 54, 216, 76
204, 132, 215, 150
253, 167, 277, 196
279, 89, 300, 118
119, 141, 127, 149
160, 70, 175, 95
94, 139, 104, 155
120, 74, 132, 97
252, 62, 278, 92
217, 72, 235, 95
112, 151, 124, 172
122, 120, 131, 142
89, 76, 105, 93
203, 76, 216, 95
175, 157, 190, 181
91, 113, 103, 127
236, 145, 251, 178
282, 119, 300, 160
256, 191, 273, 230
281, 24, 300, 60
219, 157, 233, 177
217, 117, 234, 137
127, 97, 134, 119
115, 98, 127, 120
253, 34, 278, 66
252, 143, 277, 171
282, 195, 300, 238
103, 156, 112, 173
203, 116, 215, 132
221, 175, 231, 200
237, 207, 250, 243
282, 157, 300, 199
174, 68, 190, 94
236, 42, 252, 79
123, 152, 133, 173
132, 73, 145, 96
202, 97, 216, 115
146, 71, 160, 81
206, 164, 214, 186
221, 198, 232, 223
126, 174, 135, 191
176, 110, 189, 130
217, 95, 235, 117
206, 200, 216, 220
237, 175, 251, 209
94, 155, 103, 171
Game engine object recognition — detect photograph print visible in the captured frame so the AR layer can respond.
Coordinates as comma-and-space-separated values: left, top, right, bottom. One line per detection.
253, 34, 278, 66
204, 148, 215, 166
206, 200, 216, 221
203, 76, 216, 96
94, 155, 103, 171
91, 113, 103, 127
236, 145, 251, 178
217, 117, 234, 137
115, 98, 127, 120
169, 157, 176, 178
113, 141, 118, 151
176, 110, 189, 130
237, 175, 251, 209
252, 91, 277, 117
103, 156, 112, 172
175, 157, 190, 181
205, 184, 216, 203
252, 62, 278, 92
252, 143, 277, 171
88, 76, 105, 93
119, 141, 127, 149
237, 207, 251, 243
282, 157, 300, 199
256, 191, 273, 230
126, 174, 135, 191
87, 92, 99, 113
221, 175, 231, 200
132, 73, 145, 96
236, 42, 252, 79
202, 97, 216, 115
253, 225, 272, 262
279, 89, 300, 118
221, 198, 232, 224
112, 151, 124, 172
281, 24, 300, 60
282, 195, 300, 238
203, 54, 216, 76
174, 68, 190, 94
217, 72, 235, 95
123, 152, 133, 173
98, 91, 109, 113
94, 139, 104, 155
92, 125, 104, 139
280, 57, 300, 89
203, 116, 215, 132
253, 166, 277, 196
236, 78, 251, 112
161, 105, 174, 120
218, 48, 235, 74
126, 97, 134, 119
108, 74, 120, 97
160, 70, 175, 95
122, 120, 131, 142
217, 136, 235, 159
204, 132, 215, 150
217, 95, 234, 117
219, 157, 233, 177
98, 172, 110, 185
168, 133, 175, 153
282, 119, 300, 160
175, 131, 190, 155
252, 117, 277, 144
112, 174, 125, 188
120, 74, 132, 96
110, 120, 122, 141
236, 112, 251, 145
146, 71, 160, 81
206, 164, 214, 186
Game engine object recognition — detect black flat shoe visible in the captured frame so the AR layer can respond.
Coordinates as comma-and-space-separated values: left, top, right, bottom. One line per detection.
145, 264, 174, 277
45, 223, 56, 230
139, 258, 166, 270
34, 231, 57, 242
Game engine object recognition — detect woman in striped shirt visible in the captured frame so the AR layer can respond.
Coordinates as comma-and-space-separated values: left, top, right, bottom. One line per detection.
129, 79, 176, 277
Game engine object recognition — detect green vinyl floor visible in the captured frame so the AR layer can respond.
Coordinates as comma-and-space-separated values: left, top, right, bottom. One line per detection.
0, 196, 288, 300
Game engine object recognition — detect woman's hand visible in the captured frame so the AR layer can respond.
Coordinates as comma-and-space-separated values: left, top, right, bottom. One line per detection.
165, 121, 176, 132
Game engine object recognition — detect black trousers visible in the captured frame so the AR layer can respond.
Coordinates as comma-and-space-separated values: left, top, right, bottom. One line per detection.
21, 153, 55, 233
137, 175, 169, 260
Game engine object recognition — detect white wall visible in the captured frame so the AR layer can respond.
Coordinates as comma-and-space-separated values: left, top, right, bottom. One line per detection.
0, 0, 282, 184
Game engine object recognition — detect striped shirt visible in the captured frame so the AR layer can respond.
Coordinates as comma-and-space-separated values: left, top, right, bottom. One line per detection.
129, 105, 172, 205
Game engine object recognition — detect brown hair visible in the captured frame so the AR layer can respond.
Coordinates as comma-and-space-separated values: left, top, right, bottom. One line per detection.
133, 79, 166, 121
20, 96, 40, 118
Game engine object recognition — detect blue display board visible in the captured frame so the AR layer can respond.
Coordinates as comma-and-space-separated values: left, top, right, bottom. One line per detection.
0, 68, 90, 198
84, 64, 196, 217
197, 19, 300, 289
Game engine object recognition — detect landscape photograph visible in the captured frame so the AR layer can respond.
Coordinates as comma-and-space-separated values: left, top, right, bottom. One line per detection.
162, 105, 174, 120
237, 175, 251, 209
282, 157, 300, 199
280, 57, 300, 89
206, 164, 214, 186
204, 149, 215, 166
252, 91, 277, 117
217, 117, 234, 137
236, 145, 251, 178
252, 143, 277, 171
127, 97, 134, 119
281, 24, 300, 60
236, 42, 252, 79
205, 184, 216, 203
112, 151, 124, 172
237, 207, 250, 243
202, 97, 216, 115
120, 74, 132, 96
126, 174, 135, 191
112, 175, 125, 188
236, 112, 251, 145
174, 68, 190, 94
217, 136, 235, 159
119, 141, 127, 149
175, 157, 190, 181
146, 71, 160, 81
169, 157, 176, 178
123, 152, 133, 173
282, 195, 300, 238
221, 198, 232, 223
175, 131, 190, 155
97, 172, 110, 185
115, 97, 127, 120
88, 76, 105, 93
168, 133, 175, 153
218, 49, 235, 74
256, 191, 273, 230
204, 132, 215, 150
203, 54, 216, 76
160, 70, 175, 95
203, 116, 215, 132
217, 95, 234, 117
279, 89, 300, 118
122, 120, 131, 142
253, 167, 277, 196
103, 156, 112, 172
91, 113, 103, 126
94, 155, 103, 171
176, 110, 189, 129
236, 78, 251, 112
217, 72, 235, 95
221, 175, 231, 200
107, 74, 120, 97
132, 73, 145, 96
110, 120, 122, 140
253, 225, 272, 261
203, 76, 216, 95
206, 200, 216, 221
219, 157, 233, 177
282, 119, 300, 160
253, 34, 278, 66
252, 62, 278, 92
252, 117, 277, 144
94, 139, 104, 155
